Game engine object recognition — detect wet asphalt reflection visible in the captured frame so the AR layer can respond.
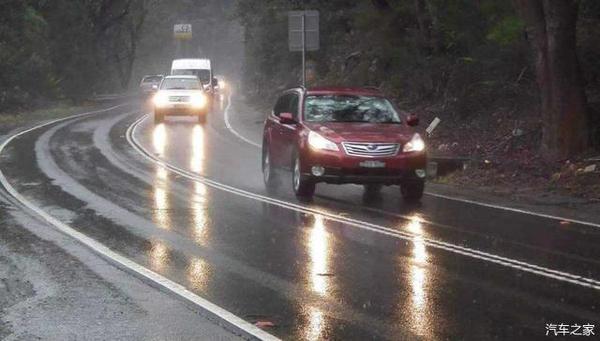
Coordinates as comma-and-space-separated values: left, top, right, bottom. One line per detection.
1, 99, 599, 340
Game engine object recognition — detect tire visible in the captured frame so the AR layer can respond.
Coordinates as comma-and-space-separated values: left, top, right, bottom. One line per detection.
262, 144, 278, 191
292, 154, 315, 199
154, 111, 164, 124
363, 184, 383, 196
401, 180, 424, 202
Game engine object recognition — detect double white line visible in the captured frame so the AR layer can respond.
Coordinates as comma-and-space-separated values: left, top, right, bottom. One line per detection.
128, 114, 600, 291
0, 106, 280, 341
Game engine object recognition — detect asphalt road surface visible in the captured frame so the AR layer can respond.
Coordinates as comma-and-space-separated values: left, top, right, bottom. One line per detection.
1, 92, 599, 340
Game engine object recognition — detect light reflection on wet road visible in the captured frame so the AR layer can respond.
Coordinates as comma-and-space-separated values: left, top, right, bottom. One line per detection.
2, 98, 599, 340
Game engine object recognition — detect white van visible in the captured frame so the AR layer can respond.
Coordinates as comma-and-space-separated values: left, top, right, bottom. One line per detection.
171, 59, 214, 91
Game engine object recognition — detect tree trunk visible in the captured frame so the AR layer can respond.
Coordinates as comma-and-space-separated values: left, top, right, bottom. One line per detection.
516, 0, 589, 160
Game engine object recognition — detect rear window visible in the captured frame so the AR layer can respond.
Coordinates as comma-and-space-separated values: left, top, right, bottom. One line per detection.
160, 78, 201, 90
304, 95, 401, 123
171, 69, 211, 83
142, 76, 163, 83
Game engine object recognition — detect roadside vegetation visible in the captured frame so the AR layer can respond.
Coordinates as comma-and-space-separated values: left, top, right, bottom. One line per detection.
0, 102, 94, 135
0, 0, 239, 117
237, 0, 600, 200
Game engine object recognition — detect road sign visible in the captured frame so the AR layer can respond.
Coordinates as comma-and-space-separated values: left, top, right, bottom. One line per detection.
288, 11, 319, 51
174, 24, 192, 40
288, 10, 319, 87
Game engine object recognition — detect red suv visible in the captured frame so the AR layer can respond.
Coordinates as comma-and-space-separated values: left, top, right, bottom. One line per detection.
262, 87, 427, 201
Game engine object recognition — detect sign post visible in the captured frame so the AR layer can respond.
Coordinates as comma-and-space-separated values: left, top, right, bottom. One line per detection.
174, 24, 192, 57
288, 11, 319, 87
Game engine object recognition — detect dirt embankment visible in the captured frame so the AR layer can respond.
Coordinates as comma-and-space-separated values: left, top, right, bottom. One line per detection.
413, 102, 600, 202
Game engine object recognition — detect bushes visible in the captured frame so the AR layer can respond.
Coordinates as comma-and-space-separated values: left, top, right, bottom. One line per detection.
0, 0, 149, 112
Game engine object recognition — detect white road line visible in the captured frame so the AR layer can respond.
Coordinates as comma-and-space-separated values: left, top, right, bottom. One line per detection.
223, 93, 261, 148
221, 94, 600, 229
129, 114, 600, 291
0, 106, 280, 341
424, 191, 600, 229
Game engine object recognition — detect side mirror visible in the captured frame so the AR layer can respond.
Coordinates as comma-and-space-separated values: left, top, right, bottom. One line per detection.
406, 114, 419, 126
211, 77, 218, 87
279, 112, 296, 124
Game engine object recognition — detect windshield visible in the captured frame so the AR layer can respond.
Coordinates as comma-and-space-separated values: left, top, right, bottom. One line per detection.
171, 69, 211, 83
160, 78, 201, 90
304, 95, 401, 123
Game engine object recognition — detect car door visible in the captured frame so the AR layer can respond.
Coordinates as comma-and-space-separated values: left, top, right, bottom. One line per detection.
265, 93, 290, 167
278, 92, 300, 169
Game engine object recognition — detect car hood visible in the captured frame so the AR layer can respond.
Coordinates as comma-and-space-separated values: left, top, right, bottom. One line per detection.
157, 89, 204, 96
304, 122, 415, 143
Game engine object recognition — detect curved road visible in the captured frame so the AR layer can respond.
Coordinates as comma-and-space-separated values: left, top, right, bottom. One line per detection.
1, 93, 599, 340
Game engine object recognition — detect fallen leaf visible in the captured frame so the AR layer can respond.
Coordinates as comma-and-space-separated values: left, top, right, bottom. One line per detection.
255, 321, 276, 329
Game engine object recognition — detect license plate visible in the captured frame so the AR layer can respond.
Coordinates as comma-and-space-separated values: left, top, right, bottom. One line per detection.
359, 160, 386, 168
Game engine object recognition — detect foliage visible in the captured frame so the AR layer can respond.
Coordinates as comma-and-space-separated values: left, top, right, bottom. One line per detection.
0, 0, 151, 110
235, 0, 536, 115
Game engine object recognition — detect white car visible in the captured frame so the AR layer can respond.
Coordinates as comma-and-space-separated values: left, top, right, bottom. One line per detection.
152, 75, 209, 124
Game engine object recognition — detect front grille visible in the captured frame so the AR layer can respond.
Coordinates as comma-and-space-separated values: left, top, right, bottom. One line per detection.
169, 96, 190, 102
342, 142, 400, 157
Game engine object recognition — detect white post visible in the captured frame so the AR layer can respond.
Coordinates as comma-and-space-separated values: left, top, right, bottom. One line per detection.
301, 13, 306, 87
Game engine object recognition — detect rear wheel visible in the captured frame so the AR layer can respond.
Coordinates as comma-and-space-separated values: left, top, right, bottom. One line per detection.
401, 180, 424, 202
262, 144, 278, 191
363, 184, 383, 196
292, 154, 315, 200
154, 111, 164, 124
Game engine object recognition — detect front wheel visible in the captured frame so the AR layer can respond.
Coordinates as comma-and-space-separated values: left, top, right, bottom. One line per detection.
292, 154, 315, 200
401, 180, 424, 202
262, 145, 278, 191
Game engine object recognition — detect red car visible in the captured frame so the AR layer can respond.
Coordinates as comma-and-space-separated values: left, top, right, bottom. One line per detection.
262, 87, 427, 201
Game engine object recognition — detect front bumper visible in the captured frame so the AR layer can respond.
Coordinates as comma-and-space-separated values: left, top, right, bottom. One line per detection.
301, 149, 427, 185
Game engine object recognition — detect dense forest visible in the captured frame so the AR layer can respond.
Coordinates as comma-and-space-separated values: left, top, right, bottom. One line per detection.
1, 0, 599, 163
0, 0, 239, 108
237, 0, 600, 161
0, 0, 149, 105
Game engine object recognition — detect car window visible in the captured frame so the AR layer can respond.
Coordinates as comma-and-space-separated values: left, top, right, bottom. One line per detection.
160, 78, 201, 90
143, 76, 162, 83
172, 69, 211, 83
288, 93, 299, 120
303, 95, 401, 123
273, 94, 291, 117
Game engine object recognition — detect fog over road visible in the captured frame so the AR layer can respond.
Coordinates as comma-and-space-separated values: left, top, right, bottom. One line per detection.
1, 92, 599, 340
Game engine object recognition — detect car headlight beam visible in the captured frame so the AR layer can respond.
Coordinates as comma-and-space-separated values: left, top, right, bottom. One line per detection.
403, 133, 425, 152
153, 92, 168, 107
308, 131, 339, 152
190, 93, 207, 108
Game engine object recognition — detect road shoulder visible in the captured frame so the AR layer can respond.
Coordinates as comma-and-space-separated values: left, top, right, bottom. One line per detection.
0, 192, 242, 340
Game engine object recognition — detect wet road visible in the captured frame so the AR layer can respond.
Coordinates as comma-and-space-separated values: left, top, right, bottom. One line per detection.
1, 94, 599, 340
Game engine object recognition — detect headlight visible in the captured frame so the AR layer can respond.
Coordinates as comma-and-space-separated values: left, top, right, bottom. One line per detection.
153, 92, 168, 107
403, 133, 425, 152
190, 93, 207, 108
308, 131, 339, 151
